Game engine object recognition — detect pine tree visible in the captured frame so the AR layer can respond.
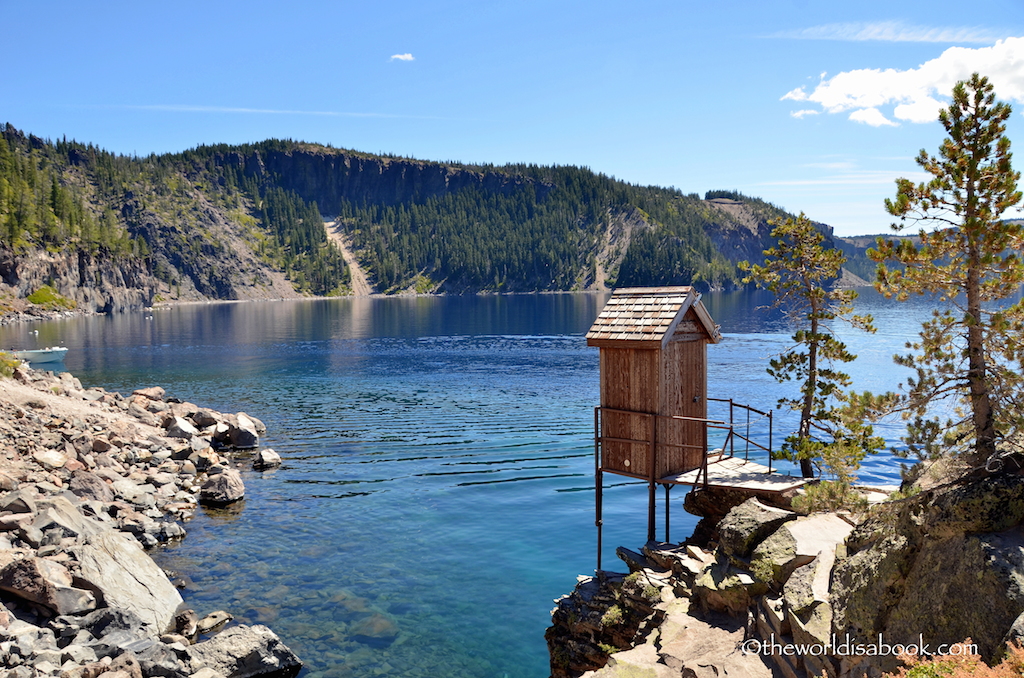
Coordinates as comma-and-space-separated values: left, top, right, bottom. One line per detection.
872, 73, 1024, 463
740, 214, 880, 478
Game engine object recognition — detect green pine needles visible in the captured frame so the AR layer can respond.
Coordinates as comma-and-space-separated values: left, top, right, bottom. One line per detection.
740, 214, 883, 481
872, 73, 1024, 464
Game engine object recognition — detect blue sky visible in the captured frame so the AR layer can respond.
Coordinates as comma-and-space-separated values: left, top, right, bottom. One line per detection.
4, 0, 1024, 236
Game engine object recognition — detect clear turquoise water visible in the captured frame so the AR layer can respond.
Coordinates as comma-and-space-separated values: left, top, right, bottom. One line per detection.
0, 291, 925, 678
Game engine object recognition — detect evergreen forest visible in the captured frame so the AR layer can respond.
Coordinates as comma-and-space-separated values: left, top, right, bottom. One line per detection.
0, 124, 863, 305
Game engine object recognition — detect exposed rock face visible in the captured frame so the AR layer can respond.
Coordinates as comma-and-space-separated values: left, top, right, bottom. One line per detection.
0, 245, 155, 314
550, 464, 1024, 678
831, 471, 1024, 669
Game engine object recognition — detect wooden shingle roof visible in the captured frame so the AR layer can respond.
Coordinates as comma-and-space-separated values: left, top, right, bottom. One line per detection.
586, 286, 722, 348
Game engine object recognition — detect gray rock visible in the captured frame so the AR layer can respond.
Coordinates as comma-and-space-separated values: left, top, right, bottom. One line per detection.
228, 415, 259, 449
137, 640, 190, 677
111, 479, 147, 504
196, 611, 233, 635
61, 643, 98, 665
166, 417, 200, 440
62, 607, 148, 641
717, 497, 797, 559
882, 526, 1024, 662
187, 624, 302, 678
133, 386, 166, 401
68, 470, 115, 503
692, 557, 763, 616
71, 530, 183, 633
33, 448, 68, 470
0, 557, 96, 616
33, 495, 102, 539
252, 449, 281, 471
17, 522, 44, 547
191, 411, 219, 429
128, 402, 159, 427
783, 548, 835, 615
0, 490, 37, 515
200, 470, 245, 506
237, 412, 266, 435
751, 513, 852, 585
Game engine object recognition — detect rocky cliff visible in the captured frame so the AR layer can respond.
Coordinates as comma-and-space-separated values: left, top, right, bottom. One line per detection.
548, 457, 1024, 678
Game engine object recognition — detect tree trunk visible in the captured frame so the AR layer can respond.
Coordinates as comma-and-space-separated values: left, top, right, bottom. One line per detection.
966, 239, 996, 460
799, 315, 819, 478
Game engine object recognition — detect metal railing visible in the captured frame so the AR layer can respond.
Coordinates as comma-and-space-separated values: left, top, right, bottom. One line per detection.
707, 397, 774, 472
593, 398, 775, 568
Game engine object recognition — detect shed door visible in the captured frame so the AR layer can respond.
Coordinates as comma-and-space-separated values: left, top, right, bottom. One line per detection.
656, 340, 706, 478
599, 347, 658, 478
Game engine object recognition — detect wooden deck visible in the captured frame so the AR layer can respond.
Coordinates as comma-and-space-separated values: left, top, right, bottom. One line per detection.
659, 455, 807, 493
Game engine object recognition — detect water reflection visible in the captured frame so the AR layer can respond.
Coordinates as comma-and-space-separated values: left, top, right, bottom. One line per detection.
0, 290, 945, 678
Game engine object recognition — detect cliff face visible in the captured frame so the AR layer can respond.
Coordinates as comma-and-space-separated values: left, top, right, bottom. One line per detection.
0, 246, 154, 313
216, 146, 548, 216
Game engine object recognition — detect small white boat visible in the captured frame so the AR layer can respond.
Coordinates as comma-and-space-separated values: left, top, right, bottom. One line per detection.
11, 347, 69, 364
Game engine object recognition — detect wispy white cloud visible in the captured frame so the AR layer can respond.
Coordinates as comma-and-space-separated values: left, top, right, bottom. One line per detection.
773, 21, 1008, 44
390, 53, 415, 61
790, 109, 819, 119
803, 161, 855, 169
783, 37, 1024, 125
849, 107, 899, 127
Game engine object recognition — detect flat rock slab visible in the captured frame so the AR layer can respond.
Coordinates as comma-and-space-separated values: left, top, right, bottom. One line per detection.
71, 530, 183, 633
658, 612, 773, 678
188, 624, 302, 678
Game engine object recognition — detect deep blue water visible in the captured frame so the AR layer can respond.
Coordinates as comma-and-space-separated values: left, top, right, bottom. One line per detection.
0, 291, 929, 678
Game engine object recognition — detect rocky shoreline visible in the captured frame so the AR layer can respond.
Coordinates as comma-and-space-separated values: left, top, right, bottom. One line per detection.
0, 365, 299, 678
547, 462, 1024, 678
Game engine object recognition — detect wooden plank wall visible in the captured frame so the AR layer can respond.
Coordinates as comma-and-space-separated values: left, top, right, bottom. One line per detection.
657, 339, 706, 477
599, 347, 658, 477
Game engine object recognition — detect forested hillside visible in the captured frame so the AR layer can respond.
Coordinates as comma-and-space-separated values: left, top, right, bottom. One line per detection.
0, 123, 866, 311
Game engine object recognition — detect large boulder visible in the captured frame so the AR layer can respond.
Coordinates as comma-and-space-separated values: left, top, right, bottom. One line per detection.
229, 414, 260, 449
71, 530, 183, 633
751, 513, 852, 585
693, 557, 764, 616
166, 416, 200, 440
0, 557, 96, 616
200, 469, 245, 505
188, 624, 302, 678
717, 498, 796, 559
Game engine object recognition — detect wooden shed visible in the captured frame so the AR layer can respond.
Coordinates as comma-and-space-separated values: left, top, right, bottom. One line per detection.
586, 286, 722, 481
586, 286, 722, 562
586, 287, 803, 569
